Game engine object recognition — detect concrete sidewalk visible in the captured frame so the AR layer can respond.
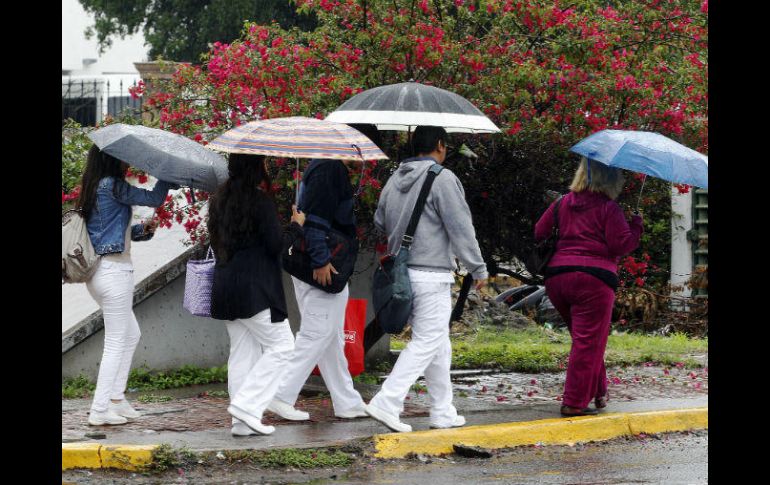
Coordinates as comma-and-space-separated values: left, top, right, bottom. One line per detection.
63, 364, 708, 470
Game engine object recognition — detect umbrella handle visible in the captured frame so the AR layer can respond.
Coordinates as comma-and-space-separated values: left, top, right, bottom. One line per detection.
634, 175, 647, 213
352, 144, 367, 198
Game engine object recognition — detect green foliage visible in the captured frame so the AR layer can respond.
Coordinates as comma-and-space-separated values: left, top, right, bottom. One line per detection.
223, 448, 353, 468
61, 119, 93, 193
62, 374, 96, 398
62, 365, 229, 399
78, 0, 317, 62
148, 444, 200, 472
352, 372, 380, 385
127, 365, 228, 390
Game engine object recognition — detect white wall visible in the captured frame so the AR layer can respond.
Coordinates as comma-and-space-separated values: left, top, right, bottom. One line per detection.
670, 188, 693, 307
62, 0, 149, 76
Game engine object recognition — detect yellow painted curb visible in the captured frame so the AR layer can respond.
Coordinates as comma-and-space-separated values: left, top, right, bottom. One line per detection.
62, 443, 158, 471
373, 407, 708, 459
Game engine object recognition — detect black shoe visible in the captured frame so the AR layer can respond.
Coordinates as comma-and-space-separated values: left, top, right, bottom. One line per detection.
560, 405, 599, 417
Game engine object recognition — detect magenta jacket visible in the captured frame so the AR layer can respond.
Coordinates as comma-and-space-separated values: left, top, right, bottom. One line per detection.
534, 191, 643, 274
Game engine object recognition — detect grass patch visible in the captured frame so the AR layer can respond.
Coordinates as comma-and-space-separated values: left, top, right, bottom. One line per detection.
62, 365, 229, 399
353, 372, 380, 385
205, 390, 229, 398
395, 325, 707, 373
62, 375, 96, 398
137, 394, 174, 403
127, 365, 228, 391
147, 444, 200, 472
222, 448, 353, 468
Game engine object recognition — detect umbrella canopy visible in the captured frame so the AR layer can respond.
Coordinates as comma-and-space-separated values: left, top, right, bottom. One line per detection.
206, 116, 389, 161
325, 81, 501, 134
88, 124, 228, 192
569, 130, 708, 189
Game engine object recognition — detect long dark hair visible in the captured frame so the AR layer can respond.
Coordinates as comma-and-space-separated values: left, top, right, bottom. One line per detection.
76, 145, 127, 218
207, 153, 273, 262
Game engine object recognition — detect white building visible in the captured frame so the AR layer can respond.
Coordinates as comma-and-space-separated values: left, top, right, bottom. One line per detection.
62, 0, 150, 124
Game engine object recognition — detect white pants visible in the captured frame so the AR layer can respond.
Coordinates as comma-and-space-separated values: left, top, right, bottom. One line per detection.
226, 309, 295, 420
274, 277, 364, 414
369, 279, 458, 427
86, 260, 141, 413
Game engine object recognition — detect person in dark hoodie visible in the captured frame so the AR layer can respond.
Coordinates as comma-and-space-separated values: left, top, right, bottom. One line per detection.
267, 156, 368, 422
535, 157, 643, 417
365, 126, 488, 432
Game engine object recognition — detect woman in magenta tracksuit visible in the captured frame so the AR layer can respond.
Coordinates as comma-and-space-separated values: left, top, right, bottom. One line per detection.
535, 157, 643, 416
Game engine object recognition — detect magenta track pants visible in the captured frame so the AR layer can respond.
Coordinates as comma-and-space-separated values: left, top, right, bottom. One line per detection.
545, 271, 615, 409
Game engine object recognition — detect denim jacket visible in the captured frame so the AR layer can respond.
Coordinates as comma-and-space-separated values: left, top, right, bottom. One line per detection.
87, 177, 173, 255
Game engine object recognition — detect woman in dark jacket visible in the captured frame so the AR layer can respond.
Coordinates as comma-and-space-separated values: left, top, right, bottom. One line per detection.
535, 157, 643, 417
207, 153, 304, 436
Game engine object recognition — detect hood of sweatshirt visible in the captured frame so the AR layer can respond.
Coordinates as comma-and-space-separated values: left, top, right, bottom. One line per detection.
565, 190, 612, 212
393, 158, 438, 193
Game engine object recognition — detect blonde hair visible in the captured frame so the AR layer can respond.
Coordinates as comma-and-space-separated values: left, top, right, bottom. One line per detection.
569, 157, 625, 200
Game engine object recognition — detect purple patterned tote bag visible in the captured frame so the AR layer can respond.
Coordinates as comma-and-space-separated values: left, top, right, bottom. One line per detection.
183, 247, 215, 317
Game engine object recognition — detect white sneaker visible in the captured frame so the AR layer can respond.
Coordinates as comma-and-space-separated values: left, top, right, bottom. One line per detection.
88, 409, 128, 426
109, 400, 141, 419
267, 399, 310, 421
335, 405, 368, 419
365, 403, 412, 433
231, 422, 258, 437
430, 415, 466, 429
227, 406, 275, 435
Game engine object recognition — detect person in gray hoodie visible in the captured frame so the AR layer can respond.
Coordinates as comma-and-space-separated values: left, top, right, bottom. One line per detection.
365, 125, 488, 432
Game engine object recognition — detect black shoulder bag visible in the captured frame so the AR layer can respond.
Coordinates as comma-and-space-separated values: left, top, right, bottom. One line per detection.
525, 195, 563, 277
372, 164, 443, 334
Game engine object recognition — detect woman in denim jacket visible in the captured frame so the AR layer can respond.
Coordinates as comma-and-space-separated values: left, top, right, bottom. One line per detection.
76, 145, 175, 426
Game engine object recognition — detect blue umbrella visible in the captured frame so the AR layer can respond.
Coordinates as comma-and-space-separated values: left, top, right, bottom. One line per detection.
570, 129, 708, 211
570, 129, 708, 188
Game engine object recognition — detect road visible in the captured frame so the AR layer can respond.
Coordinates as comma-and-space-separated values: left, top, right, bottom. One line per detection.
62, 430, 707, 484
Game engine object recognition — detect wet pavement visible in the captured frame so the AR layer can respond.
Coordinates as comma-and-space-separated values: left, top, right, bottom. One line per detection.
62, 366, 707, 452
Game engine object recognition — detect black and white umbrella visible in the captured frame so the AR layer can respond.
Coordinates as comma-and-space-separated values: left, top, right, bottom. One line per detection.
88, 124, 228, 192
325, 81, 500, 134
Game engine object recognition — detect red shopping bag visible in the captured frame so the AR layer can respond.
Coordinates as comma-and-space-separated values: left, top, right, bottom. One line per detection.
312, 298, 366, 377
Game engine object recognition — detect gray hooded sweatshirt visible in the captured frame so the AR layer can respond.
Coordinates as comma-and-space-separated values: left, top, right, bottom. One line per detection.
374, 157, 488, 280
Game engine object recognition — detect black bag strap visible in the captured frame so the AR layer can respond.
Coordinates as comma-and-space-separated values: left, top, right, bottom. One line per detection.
402, 164, 444, 249
550, 195, 564, 239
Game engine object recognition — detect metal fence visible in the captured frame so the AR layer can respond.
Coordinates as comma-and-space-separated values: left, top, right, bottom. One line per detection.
62, 79, 143, 126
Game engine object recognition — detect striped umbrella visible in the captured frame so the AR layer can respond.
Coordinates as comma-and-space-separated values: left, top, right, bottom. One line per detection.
206, 116, 389, 161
